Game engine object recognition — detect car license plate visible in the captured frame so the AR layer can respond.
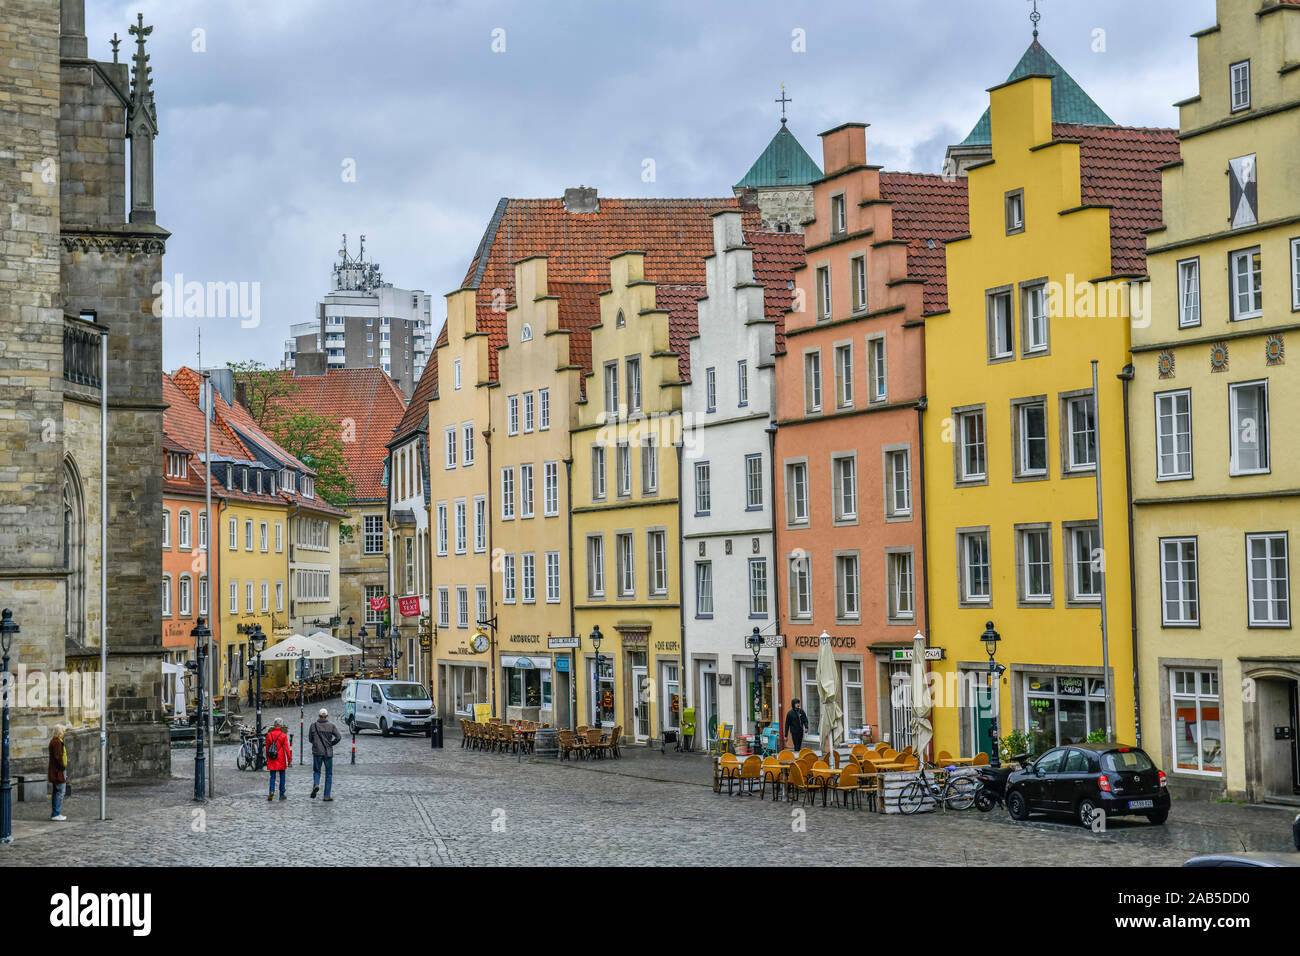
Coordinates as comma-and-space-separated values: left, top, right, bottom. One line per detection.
1128, 799, 1153, 809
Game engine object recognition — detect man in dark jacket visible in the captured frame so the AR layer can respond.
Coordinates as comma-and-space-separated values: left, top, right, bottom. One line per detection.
784, 699, 809, 751
309, 707, 342, 801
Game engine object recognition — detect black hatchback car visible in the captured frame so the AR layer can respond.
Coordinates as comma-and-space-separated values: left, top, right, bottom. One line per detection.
1006, 743, 1170, 827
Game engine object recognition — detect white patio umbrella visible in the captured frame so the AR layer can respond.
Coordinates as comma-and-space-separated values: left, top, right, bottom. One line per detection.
162, 661, 187, 715
815, 632, 842, 760
308, 632, 364, 656
908, 631, 934, 759
259, 633, 339, 661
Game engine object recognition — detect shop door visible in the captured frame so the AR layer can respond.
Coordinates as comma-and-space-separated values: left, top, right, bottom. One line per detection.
632, 665, 650, 741
700, 667, 718, 740
1291, 681, 1300, 794
973, 681, 996, 759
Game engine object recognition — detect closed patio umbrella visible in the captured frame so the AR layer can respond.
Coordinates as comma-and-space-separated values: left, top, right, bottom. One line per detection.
908, 631, 933, 759
815, 632, 842, 760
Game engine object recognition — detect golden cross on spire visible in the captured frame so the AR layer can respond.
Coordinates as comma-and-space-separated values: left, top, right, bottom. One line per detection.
776, 84, 792, 125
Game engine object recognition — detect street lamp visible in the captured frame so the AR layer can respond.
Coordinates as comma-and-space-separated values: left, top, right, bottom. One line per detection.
189, 616, 210, 801
746, 626, 764, 753
249, 624, 267, 769
590, 624, 604, 728
390, 625, 401, 680
359, 624, 368, 674
981, 621, 1004, 768
298, 647, 308, 767
1, 608, 19, 843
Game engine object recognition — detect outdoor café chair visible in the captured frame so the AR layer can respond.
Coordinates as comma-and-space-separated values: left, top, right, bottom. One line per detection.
834, 765, 860, 809
857, 758, 880, 811
585, 728, 604, 757
777, 749, 796, 763
972, 752, 989, 766
797, 748, 816, 762
608, 726, 623, 758
785, 762, 814, 807
759, 756, 784, 799
717, 753, 741, 794
936, 749, 954, 765
737, 755, 762, 795
851, 744, 867, 762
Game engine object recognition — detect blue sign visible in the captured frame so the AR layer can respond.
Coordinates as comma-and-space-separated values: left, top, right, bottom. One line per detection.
556, 657, 570, 673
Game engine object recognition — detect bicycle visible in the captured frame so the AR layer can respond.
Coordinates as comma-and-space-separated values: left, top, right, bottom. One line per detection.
235, 725, 263, 772
897, 764, 977, 814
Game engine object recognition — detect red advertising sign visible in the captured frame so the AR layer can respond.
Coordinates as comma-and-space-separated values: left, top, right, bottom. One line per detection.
397, 595, 421, 618
368, 594, 388, 612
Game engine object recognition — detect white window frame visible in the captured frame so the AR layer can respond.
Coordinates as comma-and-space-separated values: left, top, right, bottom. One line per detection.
787, 461, 809, 525
545, 551, 561, 604
958, 408, 987, 483
616, 532, 635, 598
587, 534, 605, 599
1230, 59, 1250, 112
695, 561, 714, 617
745, 454, 763, 511
1022, 283, 1048, 354
887, 550, 915, 622
474, 495, 487, 552
462, 422, 475, 466
521, 552, 536, 604
1068, 524, 1102, 604
591, 446, 606, 501
1155, 389, 1193, 480
436, 502, 448, 556
868, 335, 887, 404
737, 360, 749, 407
885, 448, 911, 518
1230, 247, 1262, 321
502, 555, 516, 605
705, 367, 717, 413
988, 289, 1014, 360
1246, 533, 1289, 627
788, 553, 811, 619
835, 552, 860, 621
748, 557, 768, 617
1169, 669, 1222, 775
519, 462, 535, 518
1016, 400, 1048, 478
454, 499, 467, 554
507, 394, 519, 436
832, 453, 857, 523
543, 461, 560, 516
1066, 394, 1097, 472
834, 342, 854, 409
648, 530, 669, 597
1229, 379, 1270, 475
444, 426, 457, 469
625, 358, 641, 414
960, 531, 991, 604
523, 391, 535, 433
500, 466, 516, 519
694, 461, 711, 515
1160, 537, 1199, 626
1177, 257, 1201, 328
539, 388, 551, 430
1020, 527, 1053, 604
804, 350, 822, 413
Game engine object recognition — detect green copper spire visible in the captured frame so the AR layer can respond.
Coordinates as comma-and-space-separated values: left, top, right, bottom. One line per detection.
735, 123, 822, 190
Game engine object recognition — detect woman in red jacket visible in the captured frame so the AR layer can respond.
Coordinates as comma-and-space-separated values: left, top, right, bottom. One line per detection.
265, 718, 291, 801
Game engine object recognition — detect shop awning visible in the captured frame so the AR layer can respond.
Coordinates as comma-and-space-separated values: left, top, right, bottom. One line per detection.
501, 655, 551, 670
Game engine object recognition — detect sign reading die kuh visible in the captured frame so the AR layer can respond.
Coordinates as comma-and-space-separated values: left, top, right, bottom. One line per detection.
368, 594, 389, 612
397, 595, 421, 618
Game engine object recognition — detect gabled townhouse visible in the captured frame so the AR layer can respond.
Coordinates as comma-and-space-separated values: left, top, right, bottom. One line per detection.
1132, 0, 1300, 803
491, 257, 594, 726
924, 67, 1176, 764
387, 364, 435, 681
682, 211, 801, 744
774, 124, 968, 750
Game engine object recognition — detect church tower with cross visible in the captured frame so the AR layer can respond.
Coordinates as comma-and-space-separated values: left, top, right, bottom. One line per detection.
734, 86, 822, 233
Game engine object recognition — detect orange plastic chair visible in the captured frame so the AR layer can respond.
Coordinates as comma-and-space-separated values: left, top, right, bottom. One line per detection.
973, 751, 990, 766
737, 755, 763, 795
717, 753, 741, 794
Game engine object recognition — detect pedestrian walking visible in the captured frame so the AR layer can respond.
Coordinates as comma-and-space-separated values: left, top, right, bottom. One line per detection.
48, 724, 68, 821
784, 699, 809, 751
309, 707, 342, 802
265, 717, 291, 801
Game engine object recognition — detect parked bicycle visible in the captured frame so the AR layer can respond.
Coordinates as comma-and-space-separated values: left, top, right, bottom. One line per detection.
898, 764, 977, 814
235, 725, 263, 771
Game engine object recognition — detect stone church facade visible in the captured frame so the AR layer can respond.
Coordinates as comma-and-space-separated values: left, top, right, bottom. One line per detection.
0, 1, 169, 781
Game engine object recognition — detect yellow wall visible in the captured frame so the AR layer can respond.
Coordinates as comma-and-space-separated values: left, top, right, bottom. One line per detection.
491, 257, 586, 724
572, 252, 684, 742
217, 499, 288, 695
924, 75, 1136, 758
1132, 0, 1300, 800
429, 287, 495, 716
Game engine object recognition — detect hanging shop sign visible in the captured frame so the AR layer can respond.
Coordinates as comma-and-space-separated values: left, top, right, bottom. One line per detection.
890, 647, 946, 661
397, 595, 421, 617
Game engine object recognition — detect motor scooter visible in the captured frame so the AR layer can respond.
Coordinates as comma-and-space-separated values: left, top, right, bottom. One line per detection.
973, 752, 1030, 812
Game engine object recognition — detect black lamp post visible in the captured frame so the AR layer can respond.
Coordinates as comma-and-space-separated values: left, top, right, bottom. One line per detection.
390, 625, 401, 680
1, 608, 18, 843
981, 621, 1003, 768
249, 624, 267, 769
298, 647, 308, 767
189, 616, 210, 801
359, 624, 368, 674
746, 626, 764, 753
590, 624, 603, 727
347, 616, 355, 673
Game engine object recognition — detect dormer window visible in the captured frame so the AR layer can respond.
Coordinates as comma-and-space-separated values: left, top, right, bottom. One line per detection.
241, 468, 248, 492
1230, 60, 1250, 113
256, 470, 263, 495
225, 465, 233, 490
165, 452, 187, 479
302, 476, 315, 499
1005, 189, 1025, 235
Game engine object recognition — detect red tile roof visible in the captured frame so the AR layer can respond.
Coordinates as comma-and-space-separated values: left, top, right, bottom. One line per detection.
656, 283, 708, 382
268, 368, 408, 501
549, 280, 602, 396
878, 172, 970, 314
1054, 123, 1179, 276
392, 360, 437, 443
746, 229, 804, 352
459, 197, 761, 380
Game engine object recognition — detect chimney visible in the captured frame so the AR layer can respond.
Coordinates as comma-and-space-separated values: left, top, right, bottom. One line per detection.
61, 0, 88, 58
235, 381, 248, 410
294, 352, 327, 377
819, 122, 869, 177
562, 185, 599, 214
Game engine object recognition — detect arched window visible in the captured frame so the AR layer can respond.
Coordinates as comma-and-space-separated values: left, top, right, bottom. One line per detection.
62, 458, 86, 644
179, 574, 192, 617
178, 509, 192, 550
162, 574, 172, 617
616, 309, 626, 328
521, 323, 533, 342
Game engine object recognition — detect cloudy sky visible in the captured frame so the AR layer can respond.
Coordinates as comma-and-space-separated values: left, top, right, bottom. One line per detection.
85, 0, 1216, 373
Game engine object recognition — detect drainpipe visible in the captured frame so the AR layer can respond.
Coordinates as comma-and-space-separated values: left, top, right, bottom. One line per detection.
564, 456, 576, 731
766, 421, 783, 749
915, 397, 932, 762
483, 422, 497, 717
1118, 363, 1141, 747
675, 437, 689, 743
1092, 360, 1115, 740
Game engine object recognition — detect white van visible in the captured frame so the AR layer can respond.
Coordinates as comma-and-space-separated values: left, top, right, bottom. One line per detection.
342, 679, 434, 736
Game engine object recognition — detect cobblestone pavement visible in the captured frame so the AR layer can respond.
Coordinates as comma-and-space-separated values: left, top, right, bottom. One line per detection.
4, 704, 1296, 866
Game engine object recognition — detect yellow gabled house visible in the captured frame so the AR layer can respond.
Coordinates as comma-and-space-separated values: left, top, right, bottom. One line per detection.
924, 69, 1177, 765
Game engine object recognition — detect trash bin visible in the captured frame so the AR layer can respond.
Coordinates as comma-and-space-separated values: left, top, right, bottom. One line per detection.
430, 716, 444, 749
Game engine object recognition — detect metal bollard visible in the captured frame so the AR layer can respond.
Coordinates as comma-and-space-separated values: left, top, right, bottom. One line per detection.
350, 727, 356, 765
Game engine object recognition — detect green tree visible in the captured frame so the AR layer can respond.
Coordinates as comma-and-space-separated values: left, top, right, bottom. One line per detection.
227, 359, 299, 427
265, 406, 356, 538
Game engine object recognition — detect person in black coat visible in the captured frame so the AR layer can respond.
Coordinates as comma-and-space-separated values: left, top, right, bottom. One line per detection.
784, 699, 809, 750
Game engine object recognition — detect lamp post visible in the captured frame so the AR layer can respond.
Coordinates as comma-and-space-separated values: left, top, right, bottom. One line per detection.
1, 608, 18, 843
980, 621, 1003, 768
298, 647, 308, 767
746, 626, 764, 754
347, 616, 355, 674
390, 625, 401, 680
189, 616, 210, 801
590, 624, 603, 728
359, 624, 368, 675
249, 624, 267, 769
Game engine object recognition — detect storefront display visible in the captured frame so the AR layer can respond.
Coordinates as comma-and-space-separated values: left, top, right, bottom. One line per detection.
1024, 673, 1106, 752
